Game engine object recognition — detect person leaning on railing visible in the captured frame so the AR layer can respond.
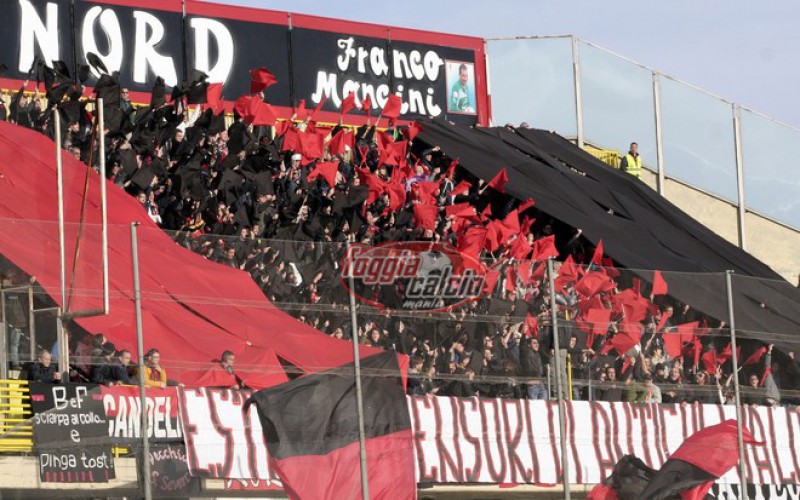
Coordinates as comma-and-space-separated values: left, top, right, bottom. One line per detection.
24, 349, 62, 384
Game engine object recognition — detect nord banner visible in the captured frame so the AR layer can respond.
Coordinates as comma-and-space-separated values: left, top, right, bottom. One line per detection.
0, 0, 488, 125
179, 390, 800, 486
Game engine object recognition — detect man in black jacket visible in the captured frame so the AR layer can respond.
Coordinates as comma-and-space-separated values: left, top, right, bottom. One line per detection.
26, 349, 61, 383
520, 337, 548, 399
93, 346, 133, 386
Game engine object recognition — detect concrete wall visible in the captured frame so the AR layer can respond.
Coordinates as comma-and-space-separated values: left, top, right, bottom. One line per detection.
662, 178, 799, 282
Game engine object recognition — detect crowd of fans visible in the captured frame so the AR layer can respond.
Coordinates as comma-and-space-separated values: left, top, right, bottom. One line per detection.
2, 66, 799, 408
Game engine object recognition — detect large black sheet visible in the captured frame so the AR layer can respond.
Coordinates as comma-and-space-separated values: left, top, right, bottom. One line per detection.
417, 119, 800, 345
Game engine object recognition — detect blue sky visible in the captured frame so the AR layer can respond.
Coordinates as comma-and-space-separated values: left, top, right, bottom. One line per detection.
219, 0, 799, 128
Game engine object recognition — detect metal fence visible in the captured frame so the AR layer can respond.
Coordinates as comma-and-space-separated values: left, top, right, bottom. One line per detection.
486, 36, 800, 234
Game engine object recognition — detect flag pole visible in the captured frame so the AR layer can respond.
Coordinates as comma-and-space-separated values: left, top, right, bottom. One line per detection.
725, 270, 749, 500
346, 240, 370, 500
131, 223, 153, 500
548, 257, 571, 500
54, 107, 70, 376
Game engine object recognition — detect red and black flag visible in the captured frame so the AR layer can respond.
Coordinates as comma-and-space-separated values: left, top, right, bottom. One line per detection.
586, 454, 656, 500
638, 420, 761, 500
245, 351, 415, 500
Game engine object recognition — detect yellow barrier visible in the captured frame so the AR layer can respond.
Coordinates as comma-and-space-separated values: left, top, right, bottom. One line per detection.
0, 380, 33, 453
583, 146, 622, 169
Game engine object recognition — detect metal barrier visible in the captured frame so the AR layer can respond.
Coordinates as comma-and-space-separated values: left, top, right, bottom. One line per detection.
582, 146, 621, 169
0, 379, 32, 453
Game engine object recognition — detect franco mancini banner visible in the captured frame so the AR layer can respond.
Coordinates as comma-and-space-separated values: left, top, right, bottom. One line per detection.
179, 389, 800, 487
0, 0, 489, 125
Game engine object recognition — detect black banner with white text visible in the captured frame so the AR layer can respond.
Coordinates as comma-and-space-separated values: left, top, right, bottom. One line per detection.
0, 0, 488, 125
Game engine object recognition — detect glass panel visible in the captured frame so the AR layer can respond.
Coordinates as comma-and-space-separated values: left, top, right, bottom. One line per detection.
659, 77, 738, 202
578, 41, 657, 169
741, 110, 800, 228
486, 37, 577, 136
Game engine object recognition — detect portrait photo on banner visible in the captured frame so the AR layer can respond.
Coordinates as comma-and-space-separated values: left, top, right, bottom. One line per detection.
445, 60, 477, 115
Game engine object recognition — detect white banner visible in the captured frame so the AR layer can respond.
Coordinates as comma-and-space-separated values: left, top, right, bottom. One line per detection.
179, 388, 800, 485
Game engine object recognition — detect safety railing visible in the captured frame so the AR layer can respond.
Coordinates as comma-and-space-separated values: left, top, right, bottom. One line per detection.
0, 379, 32, 453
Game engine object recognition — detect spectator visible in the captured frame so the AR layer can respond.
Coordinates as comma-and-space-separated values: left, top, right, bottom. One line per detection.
520, 336, 547, 400
95, 349, 133, 386
220, 350, 246, 389
141, 348, 168, 389
620, 142, 641, 178
26, 349, 61, 383
662, 365, 685, 404
601, 366, 624, 402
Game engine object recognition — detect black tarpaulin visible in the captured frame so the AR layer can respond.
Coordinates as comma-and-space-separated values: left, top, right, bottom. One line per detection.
416, 119, 800, 344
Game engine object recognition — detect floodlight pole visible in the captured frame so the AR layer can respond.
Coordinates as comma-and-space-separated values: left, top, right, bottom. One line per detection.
131, 223, 153, 500
345, 240, 370, 500
548, 257, 571, 500
725, 270, 749, 500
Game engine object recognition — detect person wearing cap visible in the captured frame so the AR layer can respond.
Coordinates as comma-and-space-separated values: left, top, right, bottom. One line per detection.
91, 342, 117, 384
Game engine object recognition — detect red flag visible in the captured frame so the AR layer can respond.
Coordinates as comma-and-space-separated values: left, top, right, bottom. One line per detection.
311, 95, 327, 119
505, 266, 516, 293
246, 96, 277, 126
444, 203, 475, 218
586, 308, 612, 336
591, 240, 604, 266
662, 332, 683, 358
742, 346, 767, 367
451, 180, 471, 197
487, 168, 508, 193
404, 121, 422, 142
206, 83, 223, 112
457, 226, 488, 259
295, 99, 308, 120
340, 92, 356, 115
382, 94, 402, 119
360, 95, 372, 116
701, 349, 718, 374
250, 67, 277, 94
307, 161, 339, 187
656, 309, 672, 332
675, 321, 700, 343
234, 94, 251, 118
483, 268, 500, 294
297, 131, 324, 160
481, 204, 492, 219
652, 270, 668, 296
502, 209, 521, 233
328, 129, 355, 156
413, 204, 438, 231
509, 236, 532, 260
532, 235, 559, 260
603, 324, 641, 356
575, 271, 612, 298
587, 483, 620, 500
559, 255, 581, 283
518, 198, 536, 212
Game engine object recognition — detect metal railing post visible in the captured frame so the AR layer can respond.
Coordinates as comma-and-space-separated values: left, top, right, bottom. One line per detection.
725, 270, 748, 499
130, 223, 153, 500
0, 287, 7, 380
98, 98, 110, 315
54, 109, 70, 376
733, 104, 747, 250
345, 241, 369, 500
548, 257, 570, 499
652, 71, 665, 195
28, 285, 35, 363
571, 36, 584, 148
